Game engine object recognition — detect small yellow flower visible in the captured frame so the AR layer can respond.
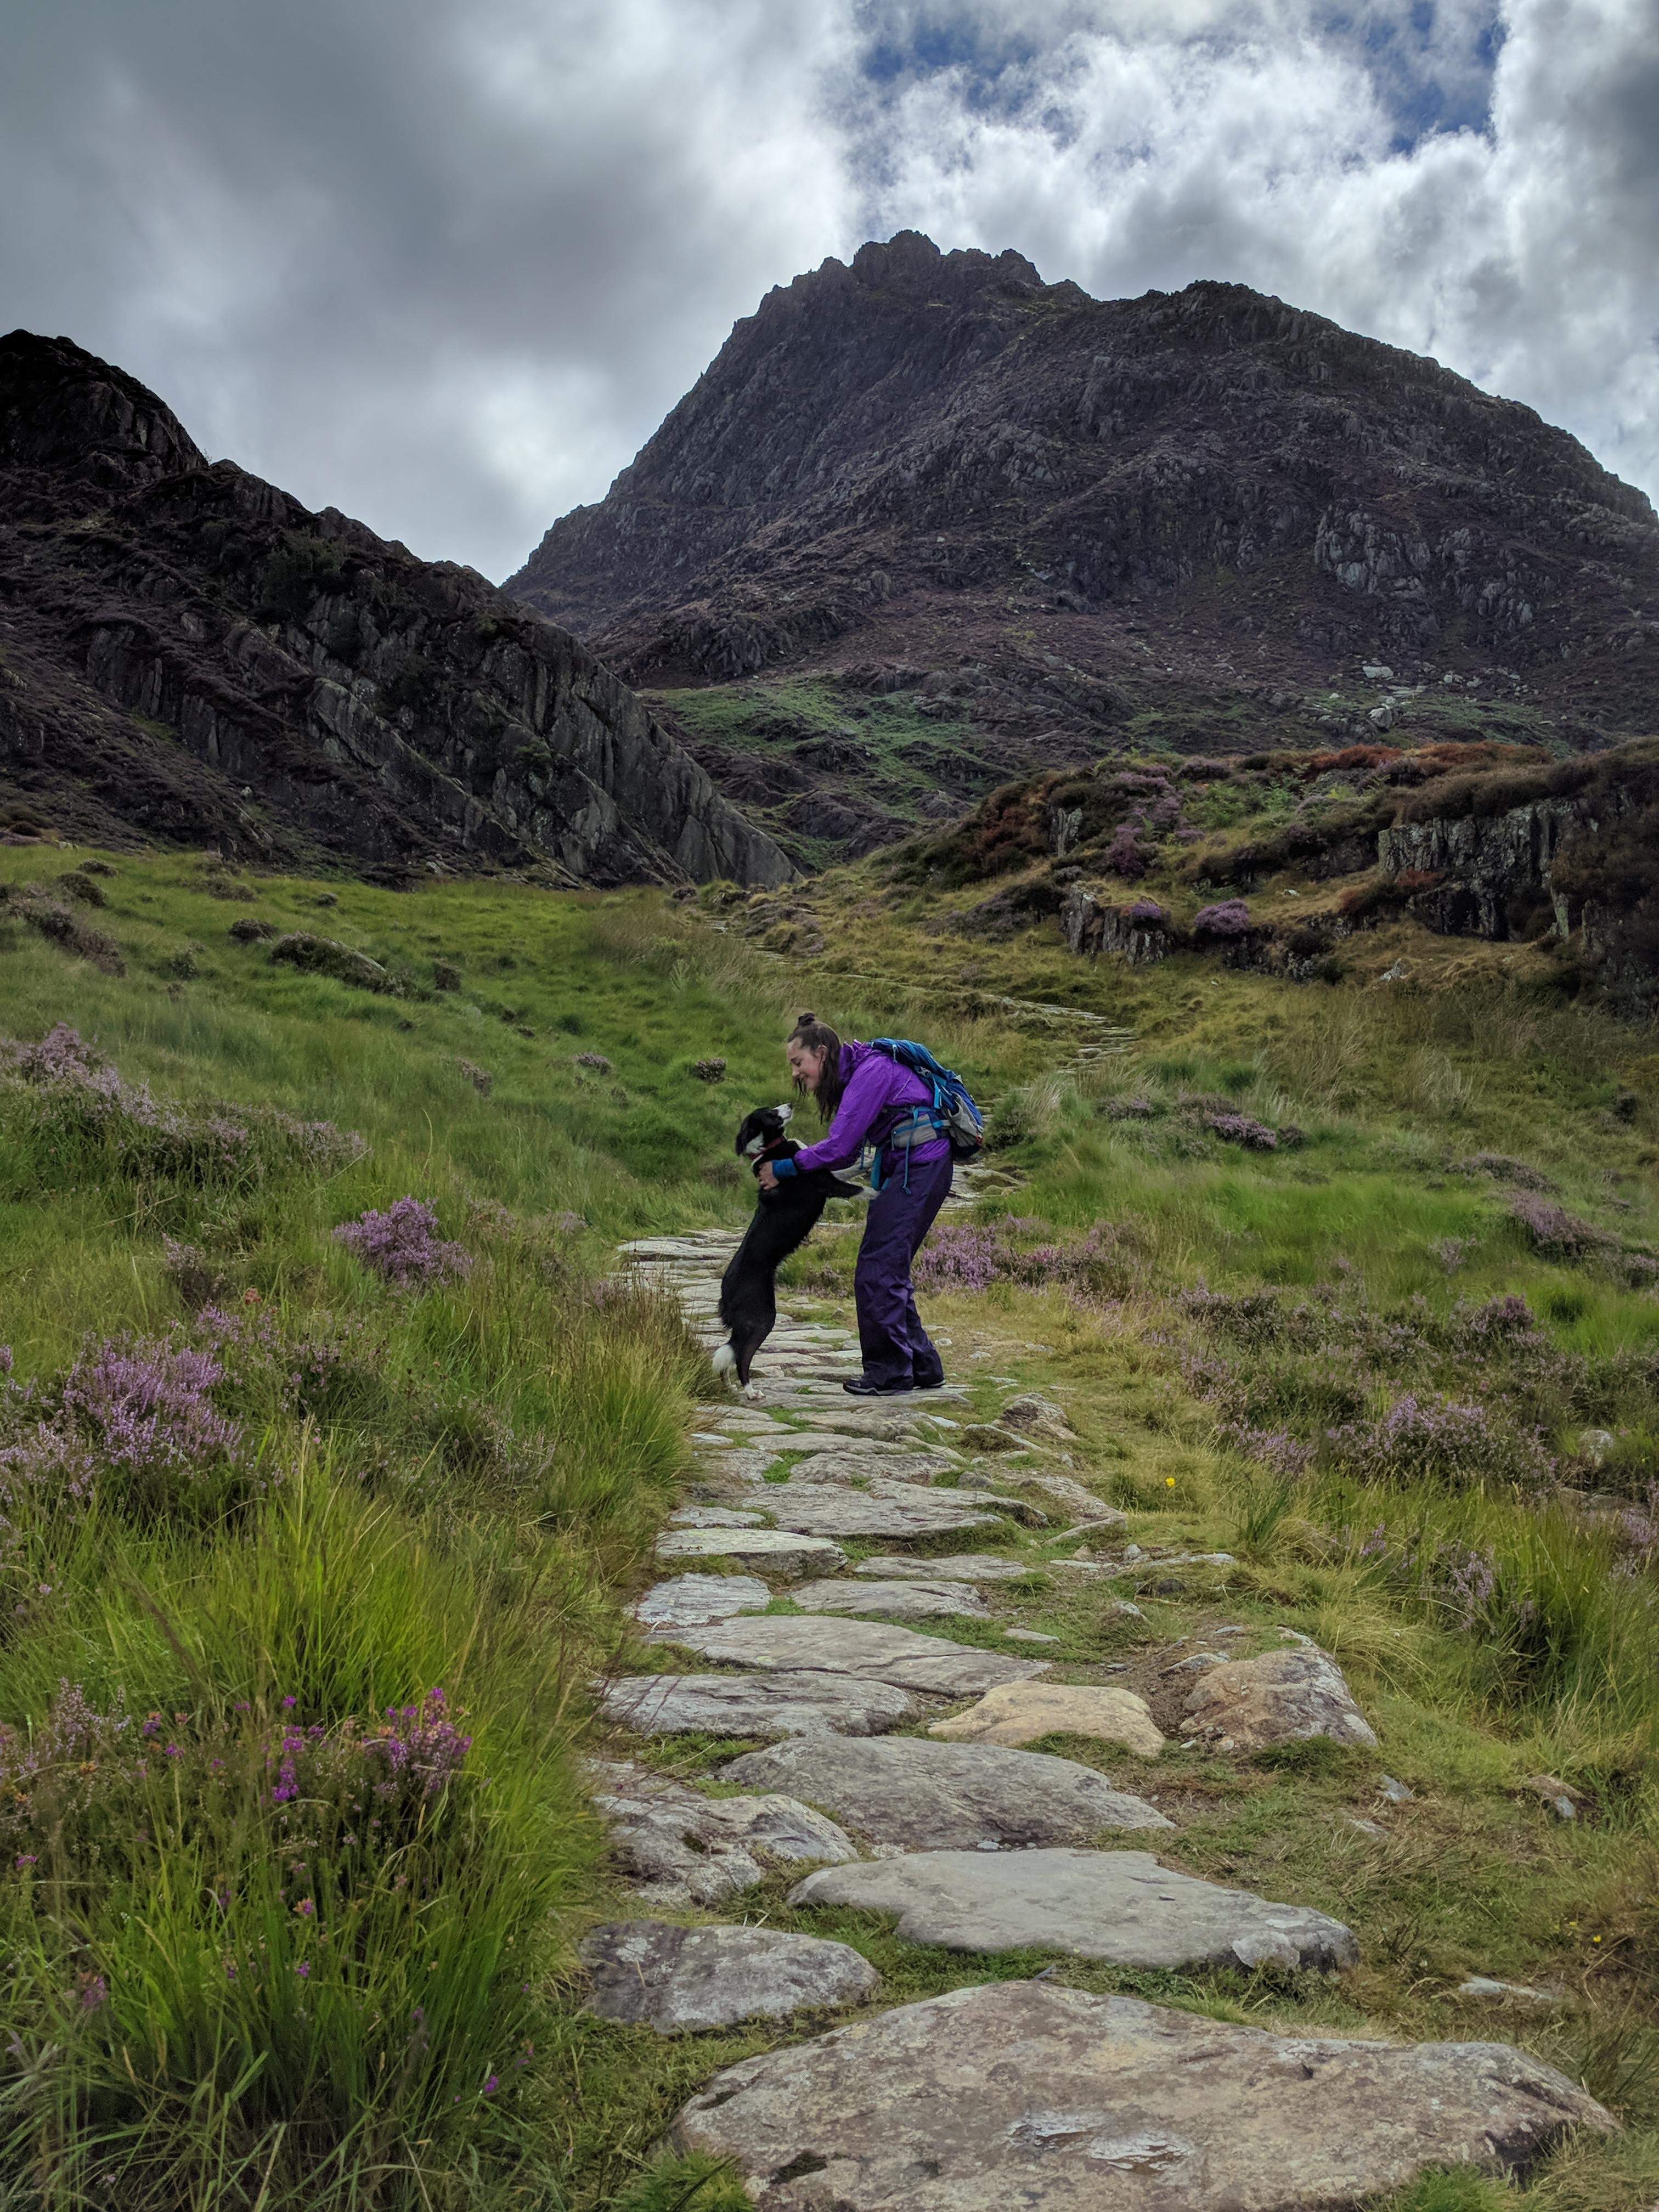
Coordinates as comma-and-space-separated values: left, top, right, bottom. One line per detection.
1165, 1477, 1176, 1488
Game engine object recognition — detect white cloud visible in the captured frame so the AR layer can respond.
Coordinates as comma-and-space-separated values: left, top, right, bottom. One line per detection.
0, 0, 1653, 580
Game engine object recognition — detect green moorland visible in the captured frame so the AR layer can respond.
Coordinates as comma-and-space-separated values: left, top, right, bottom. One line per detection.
0, 833, 1656, 2211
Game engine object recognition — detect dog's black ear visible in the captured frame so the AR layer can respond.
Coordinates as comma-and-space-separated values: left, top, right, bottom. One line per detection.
732, 1117, 754, 1157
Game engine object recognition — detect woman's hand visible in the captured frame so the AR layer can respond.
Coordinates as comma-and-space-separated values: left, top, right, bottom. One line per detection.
757, 1160, 779, 1190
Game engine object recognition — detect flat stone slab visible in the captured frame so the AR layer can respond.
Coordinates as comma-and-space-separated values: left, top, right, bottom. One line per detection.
667, 1505, 766, 1528
856, 1553, 1036, 1584
662, 1616, 1048, 1698
655, 1528, 848, 1577
721, 1736, 1171, 1850
588, 1759, 859, 1905
583, 1919, 878, 2033
674, 1980, 1613, 2209
930, 1682, 1164, 1757
600, 1671, 922, 1740
634, 1575, 771, 1631
791, 1578, 991, 1622
737, 1483, 1034, 1544
789, 1848, 1357, 1970
1183, 1645, 1379, 1752
766, 1450, 964, 1482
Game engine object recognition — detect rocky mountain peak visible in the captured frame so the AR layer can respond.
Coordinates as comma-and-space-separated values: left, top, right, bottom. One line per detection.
0, 333, 792, 885
0, 329, 206, 504
507, 234, 1659, 867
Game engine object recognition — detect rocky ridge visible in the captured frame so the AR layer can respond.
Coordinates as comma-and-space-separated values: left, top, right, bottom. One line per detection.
0, 331, 791, 886
510, 230, 1659, 864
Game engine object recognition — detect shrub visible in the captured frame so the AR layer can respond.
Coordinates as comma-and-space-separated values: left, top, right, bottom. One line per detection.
268, 933, 399, 994
334, 1199, 472, 1290
0, 1026, 367, 1200
1508, 1191, 1617, 1260
1193, 898, 1251, 940
1329, 1392, 1556, 1490
1206, 1111, 1278, 1150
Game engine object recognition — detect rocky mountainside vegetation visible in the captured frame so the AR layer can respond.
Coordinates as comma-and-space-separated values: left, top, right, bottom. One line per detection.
0, 331, 791, 888
511, 230, 1659, 867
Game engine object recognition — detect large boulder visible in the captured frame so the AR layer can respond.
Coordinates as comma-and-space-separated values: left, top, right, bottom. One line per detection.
674, 1980, 1615, 2209
1183, 1645, 1378, 1752
929, 1681, 1163, 1757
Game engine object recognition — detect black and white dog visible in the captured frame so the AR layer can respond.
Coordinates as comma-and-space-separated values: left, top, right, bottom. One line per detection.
711, 1103, 862, 1396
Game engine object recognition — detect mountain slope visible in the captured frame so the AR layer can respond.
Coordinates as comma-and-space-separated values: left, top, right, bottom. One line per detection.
509, 231, 1659, 865
0, 331, 792, 887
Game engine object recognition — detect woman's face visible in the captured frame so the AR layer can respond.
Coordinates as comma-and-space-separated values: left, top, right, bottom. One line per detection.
786, 1037, 827, 1093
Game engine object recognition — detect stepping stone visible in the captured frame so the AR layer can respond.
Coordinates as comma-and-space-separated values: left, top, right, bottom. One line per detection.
766, 1450, 965, 1485
655, 1528, 848, 1577
789, 1848, 1358, 1970
633, 1575, 771, 1632
1183, 1645, 1379, 1752
855, 1553, 1035, 1584
741, 1483, 1038, 1544
667, 1505, 765, 1528
588, 1759, 860, 1905
990, 1468, 1122, 1521
1003, 1628, 1059, 1645
1458, 1976, 1560, 2006
672, 1980, 1612, 2208
582, 1920, 878, 2033
747, 1434, 952, 1461
790, 1578, 991, 1623
600, 1671, 922, 1739
930, 1682, 1162, 1759
662, 1615, 1048, 1698
721, 1737, 1171, 1850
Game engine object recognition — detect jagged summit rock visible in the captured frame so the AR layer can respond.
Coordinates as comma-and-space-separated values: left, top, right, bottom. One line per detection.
509, 233, 1659, 864
0, 330, 792, 884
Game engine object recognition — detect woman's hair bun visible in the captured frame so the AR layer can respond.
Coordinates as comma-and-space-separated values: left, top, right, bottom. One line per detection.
797, 1010, 816, 1025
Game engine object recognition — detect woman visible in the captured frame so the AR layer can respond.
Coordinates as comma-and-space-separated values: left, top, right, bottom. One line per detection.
759, 1012, 951, 1397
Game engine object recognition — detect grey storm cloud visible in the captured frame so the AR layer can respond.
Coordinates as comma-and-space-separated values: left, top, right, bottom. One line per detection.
2, 0, 1655, 580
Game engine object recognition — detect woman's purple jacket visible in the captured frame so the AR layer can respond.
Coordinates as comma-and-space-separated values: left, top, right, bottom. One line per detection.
775, 1041, 951, 1177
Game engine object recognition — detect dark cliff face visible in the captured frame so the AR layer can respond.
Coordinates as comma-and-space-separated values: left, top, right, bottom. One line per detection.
0, 332, 793, 887
510, 229, 1658, 686
506, 233, 1659, 867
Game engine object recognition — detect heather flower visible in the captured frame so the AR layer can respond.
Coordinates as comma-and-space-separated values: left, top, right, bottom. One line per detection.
1104, 821, 1152, 880
61, 1335, 240, 1482
1508, 1192, 1616, 1260
572, 1051, 612, 1071
1192, 899, 1252, 939
1206, 1111, 1278, 1150
1126, 900, 1167, 926
1328, 1391, 1555, 1490
333, 1198, 471, 1289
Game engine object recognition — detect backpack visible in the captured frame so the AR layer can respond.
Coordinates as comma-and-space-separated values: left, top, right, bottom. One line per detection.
872, 1037, 985, 1160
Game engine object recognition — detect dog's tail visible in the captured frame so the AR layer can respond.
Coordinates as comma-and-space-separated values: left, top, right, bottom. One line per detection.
710, 1341, 737, 1383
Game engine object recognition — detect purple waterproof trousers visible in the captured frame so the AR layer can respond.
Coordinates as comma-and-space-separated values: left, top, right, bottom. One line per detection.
854, 1150, 954, 1389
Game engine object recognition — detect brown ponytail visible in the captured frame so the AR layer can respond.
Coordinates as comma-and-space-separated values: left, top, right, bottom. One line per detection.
788, 1011, 845, 1124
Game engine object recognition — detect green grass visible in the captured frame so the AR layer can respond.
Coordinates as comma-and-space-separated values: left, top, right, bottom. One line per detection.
4, 833, 1658, 2207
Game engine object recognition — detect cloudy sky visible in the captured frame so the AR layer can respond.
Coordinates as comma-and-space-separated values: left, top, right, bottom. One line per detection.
4, 0, 1655, 580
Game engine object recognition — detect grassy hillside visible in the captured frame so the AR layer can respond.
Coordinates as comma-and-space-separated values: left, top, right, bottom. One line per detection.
1, 839, 1656, 2209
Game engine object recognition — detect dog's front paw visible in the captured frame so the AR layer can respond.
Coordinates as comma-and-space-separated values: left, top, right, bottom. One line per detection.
743, 1381, 764, 1401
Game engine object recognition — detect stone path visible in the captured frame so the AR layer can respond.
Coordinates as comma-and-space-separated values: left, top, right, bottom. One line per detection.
585, 1198, 1603, 2201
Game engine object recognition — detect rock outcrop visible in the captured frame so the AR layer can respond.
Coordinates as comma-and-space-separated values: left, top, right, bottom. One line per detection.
0, 330, 792, 885
506, 232, 1659, 862
674, 1980, 1615, 2209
